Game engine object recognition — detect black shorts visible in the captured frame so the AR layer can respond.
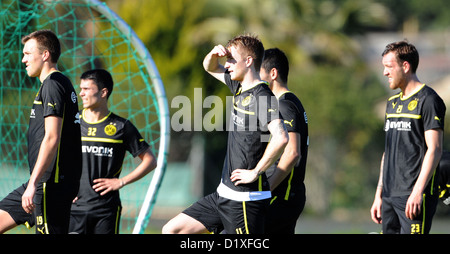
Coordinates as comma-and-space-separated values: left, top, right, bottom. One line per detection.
265, 192, 305, 234
382, 194, 438, 234
182, 191, 269, 234
0, 183, 34, 229
69, 206, 122, 234
0, 180, 78, 234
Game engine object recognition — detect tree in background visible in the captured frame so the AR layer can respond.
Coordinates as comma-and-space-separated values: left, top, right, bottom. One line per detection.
104, 0, 449, 217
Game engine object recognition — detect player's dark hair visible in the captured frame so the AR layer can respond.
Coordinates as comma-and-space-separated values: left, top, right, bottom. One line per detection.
80, 69, 114, 99
22, 29, 61, 64
226, 34, 265, 70
382, 40, 419, 74
261, 48, 289, 84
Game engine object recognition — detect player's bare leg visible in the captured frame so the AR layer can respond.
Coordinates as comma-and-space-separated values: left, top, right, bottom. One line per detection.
162, 213, 209, 234
0, 210, 17, 234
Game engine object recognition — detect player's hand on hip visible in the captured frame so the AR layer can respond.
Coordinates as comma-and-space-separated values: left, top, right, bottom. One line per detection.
230, 169, 259, 186
93, 178, 123, 196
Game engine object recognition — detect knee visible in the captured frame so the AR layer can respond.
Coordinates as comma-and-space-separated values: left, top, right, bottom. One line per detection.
162, 221, 177, 234
162, 213, 206, 234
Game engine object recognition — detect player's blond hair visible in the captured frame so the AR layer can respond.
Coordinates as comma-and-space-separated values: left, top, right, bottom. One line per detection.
226, 34, 264, 70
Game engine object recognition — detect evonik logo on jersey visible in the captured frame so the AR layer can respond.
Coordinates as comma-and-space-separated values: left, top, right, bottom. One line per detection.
385, 119, 412, 132
82, 145, 113, 157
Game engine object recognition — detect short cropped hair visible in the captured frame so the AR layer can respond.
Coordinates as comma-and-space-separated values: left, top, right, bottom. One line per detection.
80, 69, 114, 99
22, 30, 61, 63
382, 41, 419, 74
226, 34, 265, 70
261, 48, 290, 84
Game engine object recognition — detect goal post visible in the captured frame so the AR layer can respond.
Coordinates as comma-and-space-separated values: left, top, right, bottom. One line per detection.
86, 0, 170, 234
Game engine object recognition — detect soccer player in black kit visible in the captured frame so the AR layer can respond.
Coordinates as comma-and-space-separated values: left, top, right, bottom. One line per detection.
0, 30, 82, 234
69, 69, 157, 234
370, 41, 446, 234
260, 48, 309, 234
163, 34, 289, 234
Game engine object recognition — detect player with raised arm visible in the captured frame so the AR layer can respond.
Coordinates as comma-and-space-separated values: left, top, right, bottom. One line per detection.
0, 30, 82, 234
163, 34, 288, 234
69, 69, 157, 234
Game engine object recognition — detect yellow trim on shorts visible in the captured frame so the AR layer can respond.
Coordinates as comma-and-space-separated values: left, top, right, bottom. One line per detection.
115, 206, 121, 234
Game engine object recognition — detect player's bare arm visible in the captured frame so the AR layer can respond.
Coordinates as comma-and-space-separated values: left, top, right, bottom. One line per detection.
268, 132, 301, 191
405, 128, 443, 220
203, 45, 228, 83
22, 115, 62, 214
231, 119, 289, 185
93, 148, 157, 196
371, 153, 385, 224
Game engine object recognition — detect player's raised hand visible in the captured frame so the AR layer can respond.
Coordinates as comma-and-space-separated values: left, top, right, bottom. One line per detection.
210, 44, 229, 58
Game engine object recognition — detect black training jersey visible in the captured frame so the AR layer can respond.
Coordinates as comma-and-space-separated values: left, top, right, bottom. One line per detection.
27, 71, 82, 184
72, 110, 149, 210
383, 84, 446, 197
221, 71, 281, 193
267, 91, 309, 201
